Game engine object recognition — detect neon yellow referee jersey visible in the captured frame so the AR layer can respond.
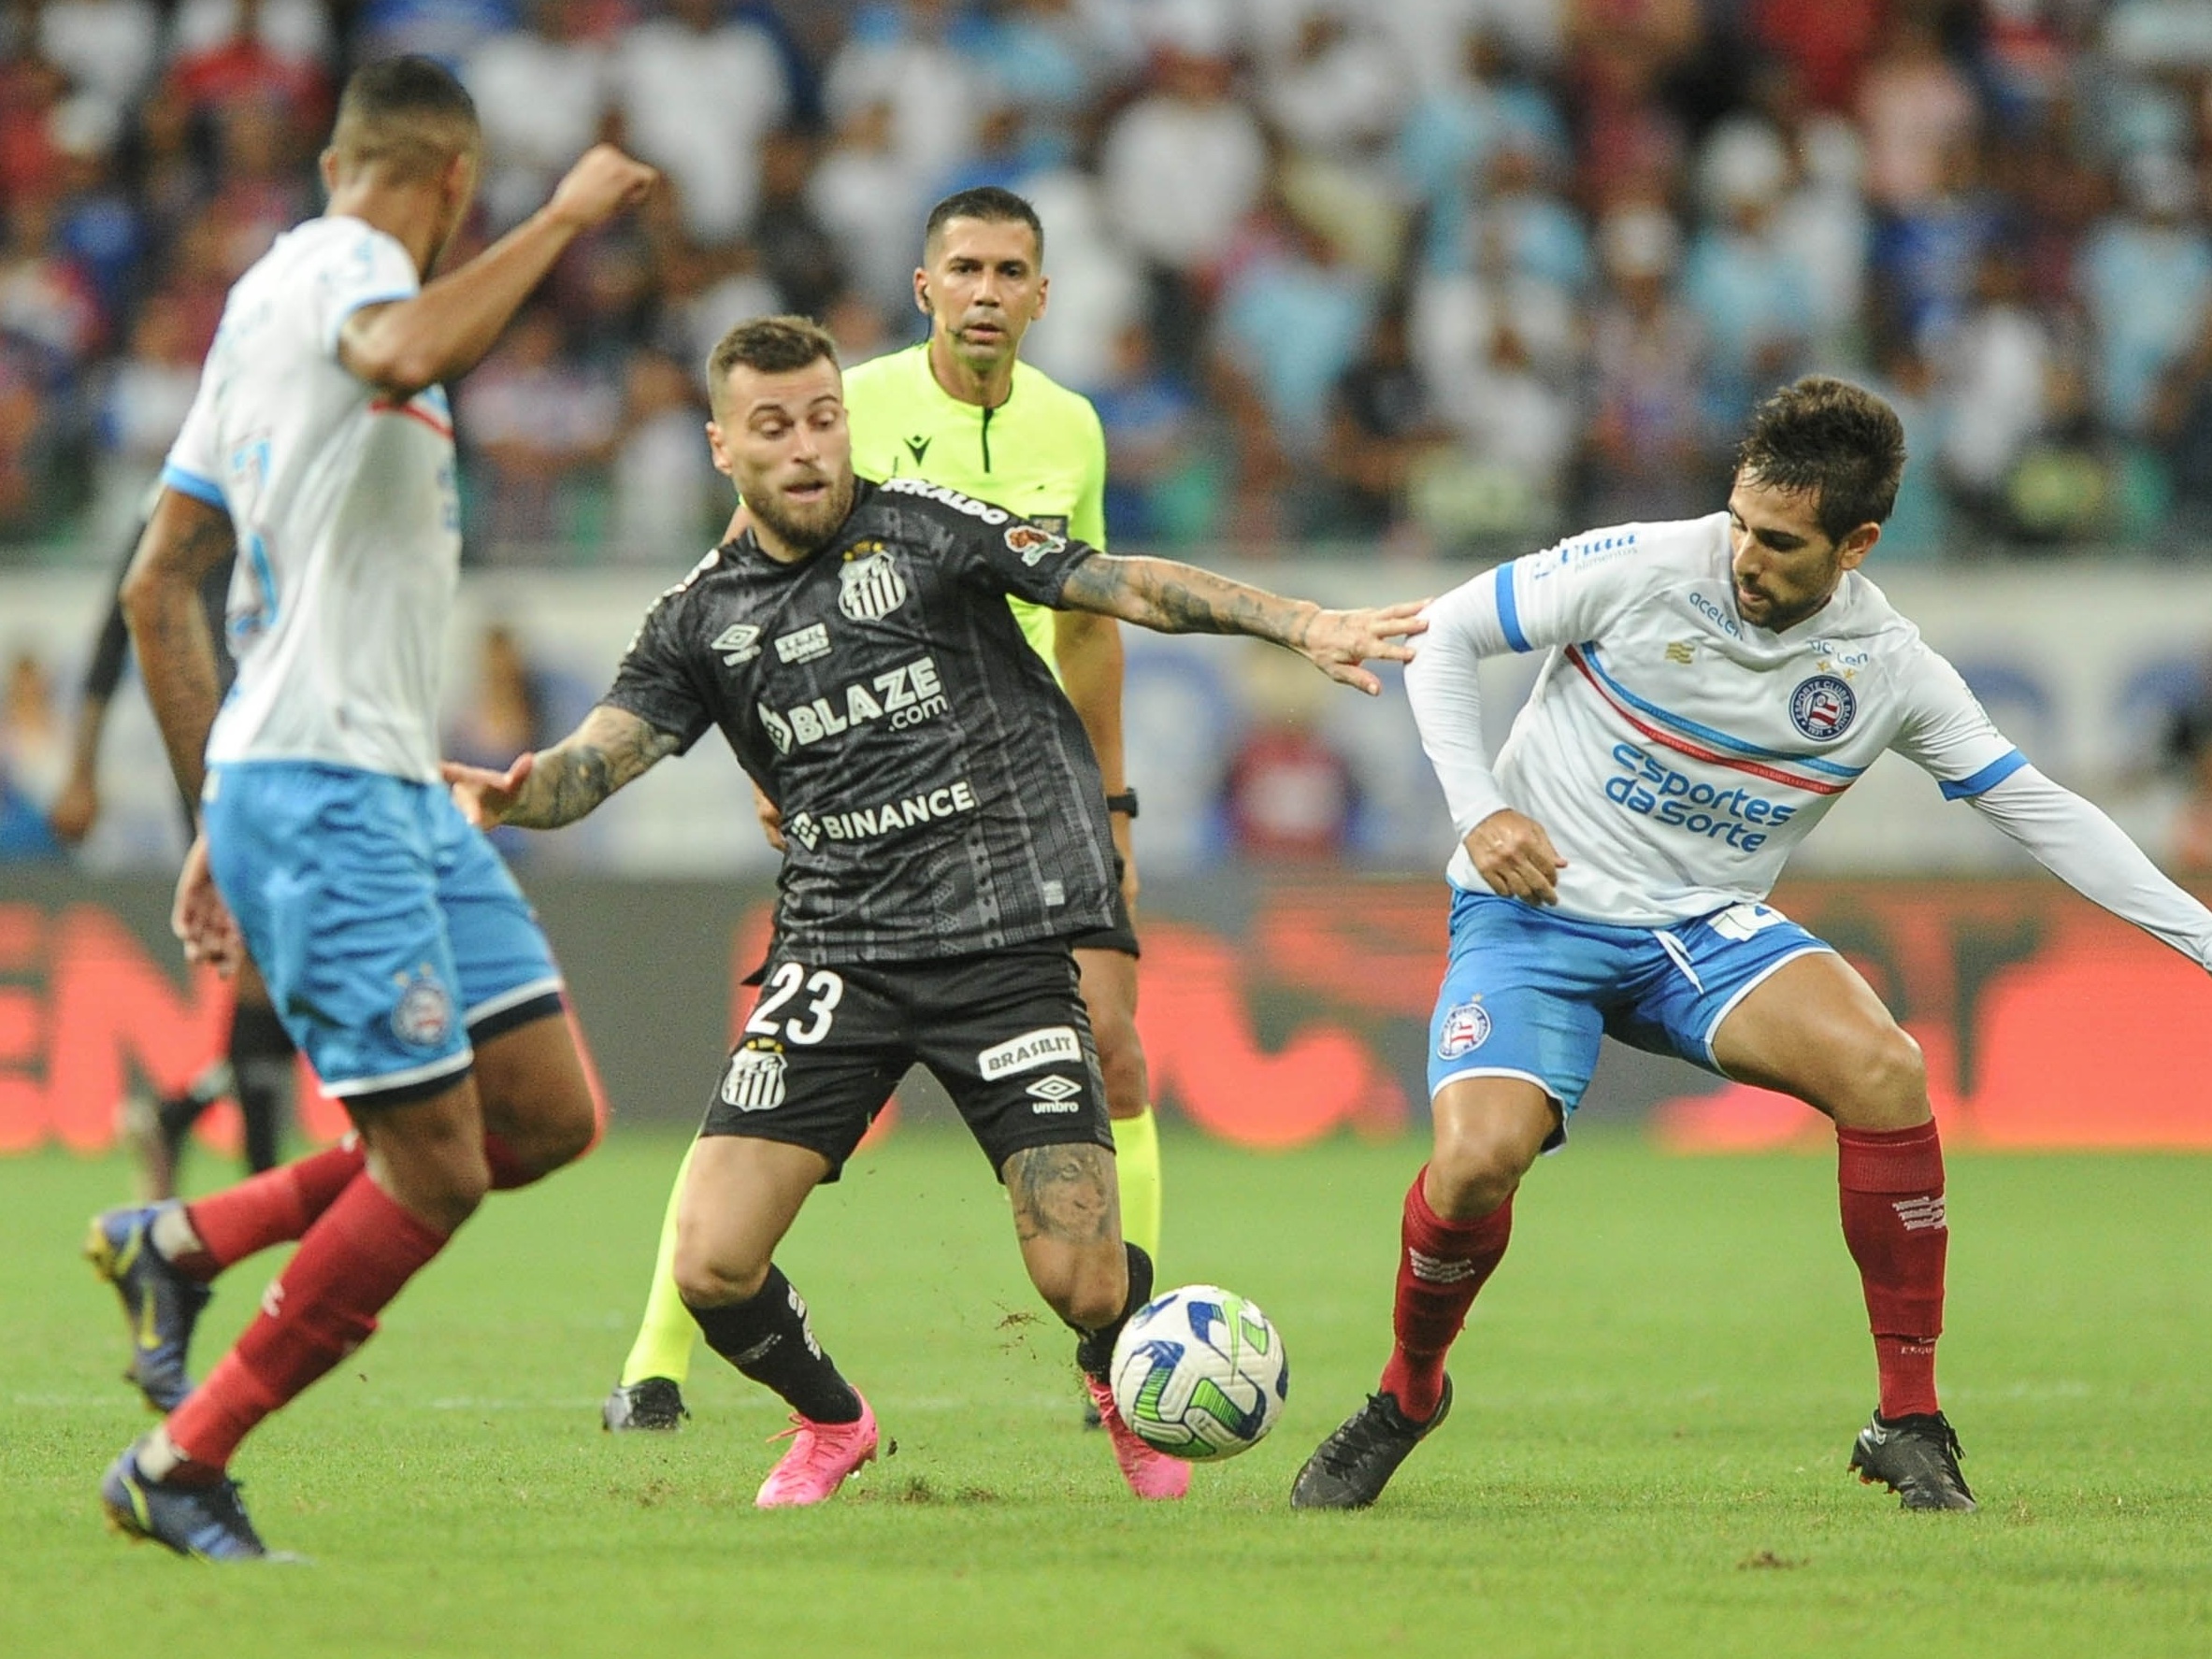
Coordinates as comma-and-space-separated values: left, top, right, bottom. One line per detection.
841, 342, 1108, 668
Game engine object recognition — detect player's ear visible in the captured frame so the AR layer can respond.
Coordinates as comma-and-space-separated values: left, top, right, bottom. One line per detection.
704, 421, 735, 478
319, 146, 339, 195
912, 265, 933, 318
1836, 522, 1880, 571
1031, 270, 1049, 320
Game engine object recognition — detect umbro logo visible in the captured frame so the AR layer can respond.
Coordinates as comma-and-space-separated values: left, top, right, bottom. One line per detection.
1892, 1195, 1946, 1232
905, 435, 930, 466
1027, 1074, 1084, 1113
1407, 1249, 1482, 1284
712, 623, 762, 665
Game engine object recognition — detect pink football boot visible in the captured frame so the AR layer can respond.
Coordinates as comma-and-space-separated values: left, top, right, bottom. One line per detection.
1085, 1377, 1192, 1501
754, 1392, 880, 1509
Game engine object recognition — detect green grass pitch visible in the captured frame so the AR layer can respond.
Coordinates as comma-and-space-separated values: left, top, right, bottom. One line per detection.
5, 1126, 2210, 1658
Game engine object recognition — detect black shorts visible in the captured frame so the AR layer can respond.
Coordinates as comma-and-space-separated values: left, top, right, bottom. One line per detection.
701, 938, 1114, 1181
1067, 852, 1140, 958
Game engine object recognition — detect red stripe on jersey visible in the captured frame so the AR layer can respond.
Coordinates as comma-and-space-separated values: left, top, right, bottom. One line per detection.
368, 397, 454, 439
1566, 647, 1849, 796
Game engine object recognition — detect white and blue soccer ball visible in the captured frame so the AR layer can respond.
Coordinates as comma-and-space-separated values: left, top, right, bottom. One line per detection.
1109, 1284, 1288, 1461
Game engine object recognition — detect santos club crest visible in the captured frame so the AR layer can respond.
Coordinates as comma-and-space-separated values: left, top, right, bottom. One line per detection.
839, 546, 907, 622
721, 1038, 788, 1112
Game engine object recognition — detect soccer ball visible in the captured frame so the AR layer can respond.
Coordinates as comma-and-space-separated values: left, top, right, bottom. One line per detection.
1109, 1284, 1288, 1461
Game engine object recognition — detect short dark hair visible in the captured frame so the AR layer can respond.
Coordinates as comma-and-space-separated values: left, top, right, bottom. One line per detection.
330, 55, 479, 181
706, 314, 840, 411
1734, 377, 1907, 543
923, 186, 1044, 263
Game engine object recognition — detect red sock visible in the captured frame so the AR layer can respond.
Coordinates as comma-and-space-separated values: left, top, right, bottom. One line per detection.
164, 1175, 450, 1469
481, 1132, 536, 1192
176, 1140, 367, 1279
1836, 1121, 1946, 1419
1377, 1166, 1513, 1423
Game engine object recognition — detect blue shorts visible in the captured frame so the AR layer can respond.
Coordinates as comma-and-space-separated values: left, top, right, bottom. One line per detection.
1426, 887, 1833, 1123
204, 761, 564, 1106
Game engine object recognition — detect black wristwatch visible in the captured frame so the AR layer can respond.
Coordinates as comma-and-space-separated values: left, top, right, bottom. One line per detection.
1104, 790, 1140, 819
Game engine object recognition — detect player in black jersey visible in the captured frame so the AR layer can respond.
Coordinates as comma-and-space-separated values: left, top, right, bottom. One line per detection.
51, 506, 295, 1198
444, 315, 1424, 1507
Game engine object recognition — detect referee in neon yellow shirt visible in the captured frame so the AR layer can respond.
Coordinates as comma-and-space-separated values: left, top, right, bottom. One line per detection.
604, 187, 1167, 1437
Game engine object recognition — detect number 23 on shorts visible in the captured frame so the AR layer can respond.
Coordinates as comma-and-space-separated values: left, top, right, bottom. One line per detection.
746, 962, 845, 1044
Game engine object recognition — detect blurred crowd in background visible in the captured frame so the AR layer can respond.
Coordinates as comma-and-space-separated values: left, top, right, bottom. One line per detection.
0, 0, 2208, 564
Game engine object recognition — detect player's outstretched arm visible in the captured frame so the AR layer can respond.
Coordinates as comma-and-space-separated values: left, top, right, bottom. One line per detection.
120, 489, 236, 805
1057, 554, 1426, 696
340, 145, 658, 396
1967, 766, 2212, 968
444, 704, 682, 830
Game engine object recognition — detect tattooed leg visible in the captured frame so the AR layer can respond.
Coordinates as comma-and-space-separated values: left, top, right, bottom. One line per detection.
1003, 1142, 1130, 1333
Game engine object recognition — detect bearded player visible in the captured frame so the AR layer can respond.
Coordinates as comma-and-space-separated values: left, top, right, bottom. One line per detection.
450, 315, 1422, 1506
1292, 378, 2212, 1513
603, 188, 1166, 1439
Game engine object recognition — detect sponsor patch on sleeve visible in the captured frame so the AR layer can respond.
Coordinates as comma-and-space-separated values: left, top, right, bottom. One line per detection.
1003, 522, 1068, 566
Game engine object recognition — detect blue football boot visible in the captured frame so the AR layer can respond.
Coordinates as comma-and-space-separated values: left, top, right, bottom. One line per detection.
101, 1442, 272, 1561
86, 1203, 212, 1412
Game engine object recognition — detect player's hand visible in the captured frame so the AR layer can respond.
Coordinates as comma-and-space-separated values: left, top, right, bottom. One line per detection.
48, 769, 98, 844
1465, 808, 1569, 906
545, 145, 659, 233
1294, 600, 1429, 695
752, 780, 786, 853
442, 751, 534, 829
1110, 813, 1140, 908
171, 832, 242, 977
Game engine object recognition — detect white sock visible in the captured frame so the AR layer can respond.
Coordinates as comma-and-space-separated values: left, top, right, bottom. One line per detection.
149, 1204, 205, 1264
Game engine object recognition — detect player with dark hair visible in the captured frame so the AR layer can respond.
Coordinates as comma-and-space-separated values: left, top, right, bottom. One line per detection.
602, 184, 1171, 1452
52, 509, 295, 1196
446, 314, 1424, 1507
89, 56, 656, 1559
1293, 376, 2212, 1513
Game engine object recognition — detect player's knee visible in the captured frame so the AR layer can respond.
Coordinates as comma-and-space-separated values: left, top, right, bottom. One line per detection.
1840, 1025, 1929, 1126
532, 1091, 597, 1171
672, 1244, 769, 1309
387, 1144, 490, 1234
1429, 1115, 1540, 1219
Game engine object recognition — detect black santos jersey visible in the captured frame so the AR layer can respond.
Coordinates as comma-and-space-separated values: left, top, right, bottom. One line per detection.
605, 477, 1117, 964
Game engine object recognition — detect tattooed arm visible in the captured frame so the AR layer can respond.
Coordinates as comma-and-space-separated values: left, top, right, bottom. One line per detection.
120, 488, 237, 805
1056, 553, 1428, 696
442, 704, 683, 830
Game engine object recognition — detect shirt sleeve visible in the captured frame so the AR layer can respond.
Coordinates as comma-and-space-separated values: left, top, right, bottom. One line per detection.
1886, 644, 2029, 799
599, 579, 716, 753
1402, 525, 1659, 836
956, 513, 1100, 607
311, 223, 421, 362
159, 372, 224, 508
1968, 765, 2212, 968
1071, 399, 1108, 555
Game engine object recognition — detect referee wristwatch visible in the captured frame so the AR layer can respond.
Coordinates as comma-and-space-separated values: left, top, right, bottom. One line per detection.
1105, 790, 1140, 819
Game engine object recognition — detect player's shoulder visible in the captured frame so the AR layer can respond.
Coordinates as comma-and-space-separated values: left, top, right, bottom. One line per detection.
1010, 360, 1101, 423
1821, 568, 1929, 654
860, 473, 1018, 533
1523, 512, 1726, 589
280, 213, 412, 279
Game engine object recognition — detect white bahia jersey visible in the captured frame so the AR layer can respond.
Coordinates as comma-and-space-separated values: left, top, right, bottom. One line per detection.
1410, 513, 2027, 926
163, 215, 460, 782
